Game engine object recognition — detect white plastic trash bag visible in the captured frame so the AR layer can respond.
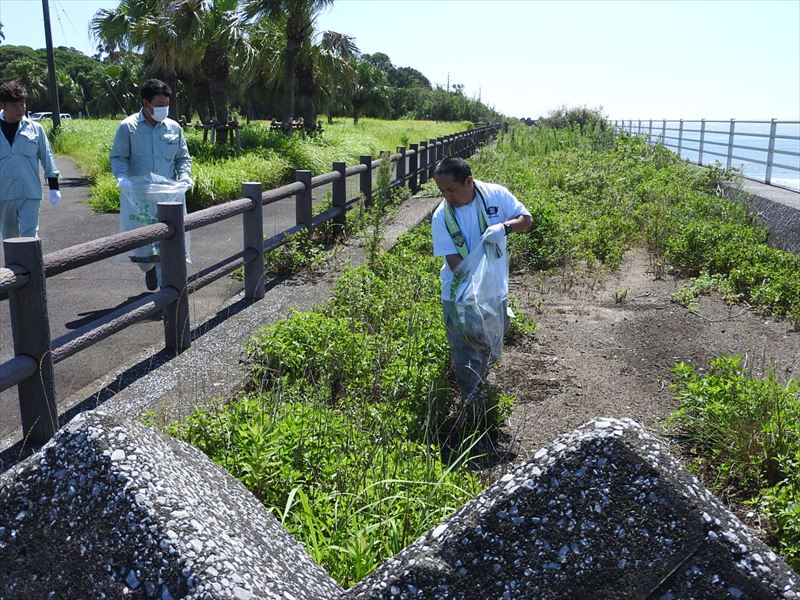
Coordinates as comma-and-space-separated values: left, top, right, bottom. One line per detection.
448, 243, 508, 363
118, 173, 192, 264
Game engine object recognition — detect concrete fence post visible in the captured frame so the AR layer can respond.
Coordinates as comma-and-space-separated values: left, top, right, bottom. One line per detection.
158, 202, 191, 354
4, 237, 57, 444
726, 119, 736, 170
662, 119, 666, 145
677, 119, 684, 159
332, 161, 347, 227
295, 170, 313, 226
359, 155, 373, 208
765, 118, 778, 185
418, 142, 428, 186
395, 147, 406, 188
242, 181, 264, 302
409, 143, 419, 193
698, 119, 706, 166
428, 139, 437, 178
648, 119, 653, 142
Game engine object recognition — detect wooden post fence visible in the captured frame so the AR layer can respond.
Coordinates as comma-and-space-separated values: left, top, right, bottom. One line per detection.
360, 155, 373, 207
158, 202, 191, 354
332, 161, 347, 227
419, 142, 428, 186
395, 147, 406, 187
242, 181, 265, 302
295, 170, 313, 227
5, 237, 58, 444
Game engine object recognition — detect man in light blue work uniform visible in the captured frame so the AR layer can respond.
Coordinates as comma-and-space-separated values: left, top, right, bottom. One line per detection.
0, 81, 60, 240
110, 78, 192, 290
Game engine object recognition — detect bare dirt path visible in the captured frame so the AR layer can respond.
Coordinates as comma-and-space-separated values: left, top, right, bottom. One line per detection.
494, 247, 800, 468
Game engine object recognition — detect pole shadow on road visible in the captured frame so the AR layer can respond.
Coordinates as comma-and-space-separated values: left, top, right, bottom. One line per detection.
64, 293, 163, 329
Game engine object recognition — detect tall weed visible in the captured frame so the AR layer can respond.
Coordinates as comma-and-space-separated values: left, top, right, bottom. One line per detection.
170, 226, 498, 586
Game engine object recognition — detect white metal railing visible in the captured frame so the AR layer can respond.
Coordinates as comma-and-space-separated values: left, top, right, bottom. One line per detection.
612, 119, 800, 192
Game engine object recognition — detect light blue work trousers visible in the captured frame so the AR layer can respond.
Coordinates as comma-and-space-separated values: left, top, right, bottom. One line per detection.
0, 198, 41, 239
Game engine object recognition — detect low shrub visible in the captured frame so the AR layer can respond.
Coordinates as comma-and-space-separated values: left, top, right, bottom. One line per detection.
666, 356, 800, 569
170, 225, 516, 586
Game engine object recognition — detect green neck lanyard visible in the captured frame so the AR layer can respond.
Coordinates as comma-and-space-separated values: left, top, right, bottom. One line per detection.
443, 184, 501, 259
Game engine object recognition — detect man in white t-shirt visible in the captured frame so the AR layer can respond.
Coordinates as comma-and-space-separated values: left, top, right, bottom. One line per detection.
431, 157, 532, 419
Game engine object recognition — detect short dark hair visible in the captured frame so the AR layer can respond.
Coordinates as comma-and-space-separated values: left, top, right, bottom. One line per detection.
141, 79, 172, 102
434, 157, 472, 184
0, 81, 28, 103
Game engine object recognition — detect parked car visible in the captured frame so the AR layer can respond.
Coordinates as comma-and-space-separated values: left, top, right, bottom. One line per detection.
29, 112, 72, 121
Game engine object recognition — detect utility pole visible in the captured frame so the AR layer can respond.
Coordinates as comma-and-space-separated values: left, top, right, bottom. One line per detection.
41, 0, 62, 129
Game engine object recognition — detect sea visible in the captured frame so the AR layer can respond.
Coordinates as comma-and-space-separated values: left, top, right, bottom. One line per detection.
618, 120, 800, 192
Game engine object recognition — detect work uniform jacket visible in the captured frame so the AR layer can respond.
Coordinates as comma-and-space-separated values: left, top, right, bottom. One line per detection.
110, 110, 191, 181
0, 114, 60, 202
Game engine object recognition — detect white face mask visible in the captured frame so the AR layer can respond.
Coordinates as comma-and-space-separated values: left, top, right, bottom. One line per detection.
151, 106, 169, 122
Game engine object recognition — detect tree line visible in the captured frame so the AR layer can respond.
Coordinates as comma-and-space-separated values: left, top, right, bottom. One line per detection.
0, 0, 500, 140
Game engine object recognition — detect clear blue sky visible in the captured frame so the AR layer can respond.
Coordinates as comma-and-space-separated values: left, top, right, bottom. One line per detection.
1, 0, 798, 120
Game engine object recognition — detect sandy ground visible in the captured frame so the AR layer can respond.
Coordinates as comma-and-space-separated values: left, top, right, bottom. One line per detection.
488, 247, 799, 481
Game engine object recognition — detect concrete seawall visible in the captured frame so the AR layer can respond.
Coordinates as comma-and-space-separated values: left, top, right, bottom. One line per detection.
726, 179, 800, 254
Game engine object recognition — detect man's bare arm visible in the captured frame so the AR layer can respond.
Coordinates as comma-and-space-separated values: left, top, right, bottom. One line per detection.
506, 214, 533, 233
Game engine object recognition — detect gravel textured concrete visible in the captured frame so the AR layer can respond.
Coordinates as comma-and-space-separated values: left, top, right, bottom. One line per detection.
0, 410, 342, 599
3, 413, 797, 598
344, 418, 800, 599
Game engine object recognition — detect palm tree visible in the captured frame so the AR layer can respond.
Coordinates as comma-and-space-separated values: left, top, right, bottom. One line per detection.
87, 54, 143, 116
351, 61, 389, 124
91, 0, 200, 118
56, 72, 84, 114
243, 0, 333, 135
171, 0, 245, 143
296, 30, 357, 132
2, 59, 49, 107
233, 17, 284, 120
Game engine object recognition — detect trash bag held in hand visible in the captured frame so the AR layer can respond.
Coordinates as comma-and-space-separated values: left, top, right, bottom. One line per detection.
118, 173, 192, 264
448, 242, 508, 363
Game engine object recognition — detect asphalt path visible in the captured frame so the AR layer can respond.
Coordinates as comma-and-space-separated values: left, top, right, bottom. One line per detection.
0, 156, 362, 441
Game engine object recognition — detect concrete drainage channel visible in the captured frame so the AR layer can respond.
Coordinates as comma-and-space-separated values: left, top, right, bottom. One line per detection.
1, 193, 799, 597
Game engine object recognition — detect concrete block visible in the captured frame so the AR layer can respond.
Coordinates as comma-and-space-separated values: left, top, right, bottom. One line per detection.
0, 410, 342, 599
344, 418, 800, 599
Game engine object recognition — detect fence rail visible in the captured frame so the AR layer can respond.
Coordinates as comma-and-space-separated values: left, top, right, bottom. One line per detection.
612, 119, 800, 192
0, 123, 505, 445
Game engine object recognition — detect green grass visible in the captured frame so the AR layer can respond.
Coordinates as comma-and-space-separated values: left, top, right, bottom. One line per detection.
169, 226, 494, 586
666, 356, 800, 570
164, 122, 800, 580
474, 125, 800, 324
48, 117, 471, 213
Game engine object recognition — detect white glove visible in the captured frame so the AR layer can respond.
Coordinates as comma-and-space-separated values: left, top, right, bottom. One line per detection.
178, 174, 193, 188
49, 190, 61, 206
481, 223, 507, 244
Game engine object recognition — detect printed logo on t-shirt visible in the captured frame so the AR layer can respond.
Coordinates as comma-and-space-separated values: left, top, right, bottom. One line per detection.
486, 205, 499, 216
